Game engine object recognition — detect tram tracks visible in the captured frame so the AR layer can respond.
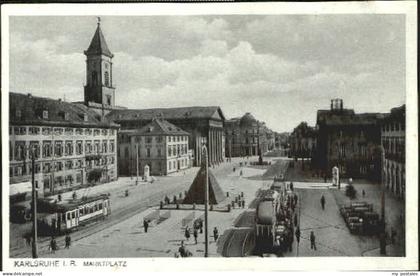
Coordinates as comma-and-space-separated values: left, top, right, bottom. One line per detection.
10, 184, 187, 258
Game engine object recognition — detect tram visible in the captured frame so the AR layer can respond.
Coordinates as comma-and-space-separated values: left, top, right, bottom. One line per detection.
37, 194, 111, 236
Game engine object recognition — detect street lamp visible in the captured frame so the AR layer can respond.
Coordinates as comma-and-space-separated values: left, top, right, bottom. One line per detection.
379, 145, 386, 255
202, 145, 209, 257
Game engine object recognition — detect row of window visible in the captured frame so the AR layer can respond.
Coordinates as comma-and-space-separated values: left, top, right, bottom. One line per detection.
10, 126, 115, 136
10, 157, 115, 177
168, 158, 188, 171
132, 135, 188, 143
11, 140, 115, 161
382, 137, 405, 156
382, 122, 405, 132
332, 143, 368, 158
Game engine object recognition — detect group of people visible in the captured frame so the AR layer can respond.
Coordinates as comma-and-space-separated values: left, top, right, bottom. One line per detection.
48, 233, 72, 254
177, 223, 219, 257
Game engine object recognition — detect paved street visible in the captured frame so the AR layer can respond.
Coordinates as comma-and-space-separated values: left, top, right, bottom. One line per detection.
10, 156, 405, 258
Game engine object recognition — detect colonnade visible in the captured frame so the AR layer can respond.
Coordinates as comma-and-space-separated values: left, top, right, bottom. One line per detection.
208, 127, 224, 165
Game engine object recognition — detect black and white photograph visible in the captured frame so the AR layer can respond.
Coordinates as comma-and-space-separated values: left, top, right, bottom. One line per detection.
1, 1, 418, 272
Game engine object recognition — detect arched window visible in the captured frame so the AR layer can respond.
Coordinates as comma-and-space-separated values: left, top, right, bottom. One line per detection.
104, 71, 109, 87
92, 71, 98, 85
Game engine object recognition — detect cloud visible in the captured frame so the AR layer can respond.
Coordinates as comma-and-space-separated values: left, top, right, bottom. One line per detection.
8, 15, 405, 132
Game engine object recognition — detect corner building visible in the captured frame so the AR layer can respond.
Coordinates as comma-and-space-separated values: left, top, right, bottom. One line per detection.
9, 92, 119, 197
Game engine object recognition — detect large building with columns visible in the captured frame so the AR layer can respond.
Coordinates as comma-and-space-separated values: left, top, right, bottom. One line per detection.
106, 107, 225, 166
381, 105, 405, 199
224, 112, 273, 158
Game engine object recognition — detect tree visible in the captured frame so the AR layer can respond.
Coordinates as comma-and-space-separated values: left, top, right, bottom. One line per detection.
87, 168, 103, 184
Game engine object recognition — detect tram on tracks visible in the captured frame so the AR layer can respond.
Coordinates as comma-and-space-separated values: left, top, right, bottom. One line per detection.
254, 181, 296, 255
36, 194, 111, 236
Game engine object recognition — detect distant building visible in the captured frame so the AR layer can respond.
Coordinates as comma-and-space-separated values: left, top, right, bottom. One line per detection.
274, 132, 290, 156
315, 99, 384, 180
381, 105, 405, 199
9, 92, 119, 197
118, 118, 190, 176
290, 122, 317, 161
224, 113, 273, 158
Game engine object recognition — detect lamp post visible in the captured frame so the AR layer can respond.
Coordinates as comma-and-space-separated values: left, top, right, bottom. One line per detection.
136, 143, 139, 185
30, 147, 38, 258
379, 145, 386, 255
202, 145, 209, 257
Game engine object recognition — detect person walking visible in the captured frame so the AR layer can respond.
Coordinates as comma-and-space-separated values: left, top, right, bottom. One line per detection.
294, 213, 298, 227
295, 227, 301, 244
178, 241, 186, 257
213, 227, 219, 242
143, 219, 149, 233
294, 194, 298, 206
320, 195, 326, 210
50, 237, 57, 254
24, 234, 31, 246
193, 228, 198, 244
362, 189, 366, 198
310, 231, 317, 250
184, 226, 190, 241
64, 233, 71, 249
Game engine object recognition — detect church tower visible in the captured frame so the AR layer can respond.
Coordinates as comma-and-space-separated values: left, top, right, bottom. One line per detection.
84, 18, 115, 107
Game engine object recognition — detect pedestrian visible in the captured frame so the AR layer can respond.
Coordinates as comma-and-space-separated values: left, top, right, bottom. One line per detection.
49, 237, 57, 254
213, 227, 219, 242
178, 241, 186, 257
274, 236, 281, 255
64, 233, 71, 249
24, 234, 31, 246
290, 182, 294, 191
240, 170, 243, 177
310, 231, 316, 250
293, 213, 298, 227
320, 195, 326, 210
295, 227, 301, 244
294, 194, 298, 206
199, 221, 203, 234
362, 189, 366, 198
193, 228, 198, 244
143, 219, 149, 233
241, 199, 245, 208
184, 226, 190, 241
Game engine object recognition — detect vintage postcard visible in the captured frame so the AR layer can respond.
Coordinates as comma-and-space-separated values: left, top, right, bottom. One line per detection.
1, 1, 418, 273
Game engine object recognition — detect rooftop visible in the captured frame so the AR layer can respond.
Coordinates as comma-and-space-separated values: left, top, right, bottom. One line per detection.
106, 106, 225, 122
84, 23, 113, 58
9, 92, 119, 128
120, 118, 190, 136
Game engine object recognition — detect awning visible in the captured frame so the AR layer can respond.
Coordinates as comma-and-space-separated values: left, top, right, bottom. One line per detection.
9, 182, 32, 196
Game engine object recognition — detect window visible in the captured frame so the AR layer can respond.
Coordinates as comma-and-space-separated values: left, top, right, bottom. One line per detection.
156, 136, 163, 143
43, 110, 48, 119
76, 128, 83, 135
169, 136, 172, 142
110, 140, 115, 153
157, 148, 161, 157
14, 127, 26, 135
65, 128, 73, 135
102, 141, 107, 153
16, 110, 22, 119
168, 146, 172, 156
65, 161, 73, 170
29, 141, 40, 158
54, 128, 63, 135
29, 127, 40, 135
85, 141, 92, 154
169, 162, 172, 170
65, 141, 73, 156
105, 72, 110, 87
146, 137, 152, 144
339, 144, 346, 158
15, 142, 25, 161
85, 129, 92, 135
55, 162, 63, 172
95, 141, 100, 153
102, 129, 108, 136
147, 148, 151, 157
42, 127, 51, 135
76, 141, 83, 155
125, 147, 129, 158
54, 141, 63, 157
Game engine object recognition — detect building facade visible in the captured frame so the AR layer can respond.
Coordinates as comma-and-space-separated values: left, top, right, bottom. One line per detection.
107, 107, 225, 167
381, 105, 405, 199
315, 99, 384, 180
224, 113, 273, 158
289, 122, 317, 160
9, 92, 119, 197
118, 119, 190, 176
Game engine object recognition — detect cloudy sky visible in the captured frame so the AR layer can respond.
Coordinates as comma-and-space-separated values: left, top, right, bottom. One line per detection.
9, 15, 405, 132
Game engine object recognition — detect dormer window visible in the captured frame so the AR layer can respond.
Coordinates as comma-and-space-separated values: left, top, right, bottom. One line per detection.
148, 127, 153, 132
43, 110, 49, 119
